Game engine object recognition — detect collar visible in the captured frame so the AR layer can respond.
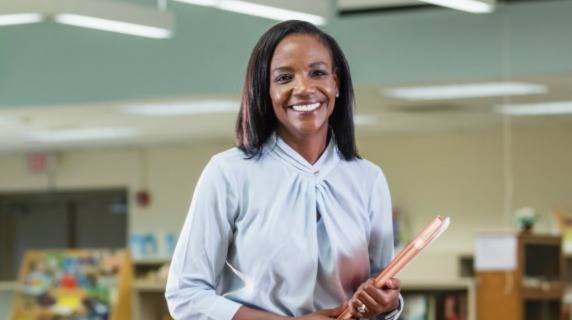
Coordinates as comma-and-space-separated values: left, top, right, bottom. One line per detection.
265, 131, 340, 178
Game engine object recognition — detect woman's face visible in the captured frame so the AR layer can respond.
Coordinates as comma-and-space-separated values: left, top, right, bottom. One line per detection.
269, 34, 338, 142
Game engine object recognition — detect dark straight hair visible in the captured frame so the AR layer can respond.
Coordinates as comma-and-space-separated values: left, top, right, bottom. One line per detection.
234, 20, 358, 161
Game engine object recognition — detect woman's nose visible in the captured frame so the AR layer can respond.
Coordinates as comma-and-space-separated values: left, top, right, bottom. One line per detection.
292, 77, 315, 96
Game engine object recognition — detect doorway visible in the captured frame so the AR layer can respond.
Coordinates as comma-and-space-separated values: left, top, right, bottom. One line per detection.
0, 188, 128, 281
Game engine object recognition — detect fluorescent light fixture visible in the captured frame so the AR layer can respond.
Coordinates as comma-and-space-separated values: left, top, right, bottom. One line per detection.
218, 0, 325, 25
122, 100, 240, 116
175, 0, 221, 5
174, 0, 328, 25
382, 82, 548, 101
28, 128, 138, 142
55, 14, 171, 38
53, 0, 173, 38
0, 0, 173, 38
0, 13, 43, 26
494, 101, 572, 116
417, 0, 495, 13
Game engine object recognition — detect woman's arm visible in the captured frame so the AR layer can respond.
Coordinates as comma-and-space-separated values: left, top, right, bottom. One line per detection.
233, 304, 348, 320
351, 168, 402, 320
165, 157, 242, 319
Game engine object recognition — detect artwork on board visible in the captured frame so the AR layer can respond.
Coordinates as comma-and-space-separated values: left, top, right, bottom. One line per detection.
12, 249, 131, 320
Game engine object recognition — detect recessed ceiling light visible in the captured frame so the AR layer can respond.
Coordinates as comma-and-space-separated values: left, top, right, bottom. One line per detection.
494, 101, 572, 116
28, 128, 138, 142
121, 100, 240, 116
382, 82, 548, 101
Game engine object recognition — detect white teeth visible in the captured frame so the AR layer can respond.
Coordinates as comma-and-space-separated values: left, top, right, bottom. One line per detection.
292, 103, 320, 112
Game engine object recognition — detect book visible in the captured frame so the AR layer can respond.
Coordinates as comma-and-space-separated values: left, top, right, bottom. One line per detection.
337, 215, 451, 319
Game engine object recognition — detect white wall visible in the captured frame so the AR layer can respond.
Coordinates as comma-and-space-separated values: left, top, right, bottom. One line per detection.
360, 125, 572, 254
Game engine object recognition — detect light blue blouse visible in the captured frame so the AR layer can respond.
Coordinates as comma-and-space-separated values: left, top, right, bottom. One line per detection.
166, 133, 401, 319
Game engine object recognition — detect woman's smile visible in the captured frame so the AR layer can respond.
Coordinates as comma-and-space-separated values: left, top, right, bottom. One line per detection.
290, 102, 322, 112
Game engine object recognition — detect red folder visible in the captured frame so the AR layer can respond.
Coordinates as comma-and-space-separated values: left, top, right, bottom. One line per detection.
337, 215, 451, 319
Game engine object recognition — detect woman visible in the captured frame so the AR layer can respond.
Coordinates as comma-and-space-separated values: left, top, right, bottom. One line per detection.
166, 20, 403, 320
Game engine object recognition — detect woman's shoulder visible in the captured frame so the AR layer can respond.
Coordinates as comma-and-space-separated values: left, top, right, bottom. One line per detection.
208, 147, 261, 171
208, 147, 246, 166
342, 156, 384, 178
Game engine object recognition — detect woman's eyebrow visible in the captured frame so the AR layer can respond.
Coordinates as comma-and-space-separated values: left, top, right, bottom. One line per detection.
271, 66, 293, 74
309, 61, 328, 68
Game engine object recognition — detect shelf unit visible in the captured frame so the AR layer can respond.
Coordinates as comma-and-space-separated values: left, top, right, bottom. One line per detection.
132, 259, 171, 320
475, 233, 564, 320
398, 250, 475, 320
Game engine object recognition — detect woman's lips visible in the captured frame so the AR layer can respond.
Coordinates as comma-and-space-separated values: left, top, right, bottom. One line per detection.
290, 102, 321, 112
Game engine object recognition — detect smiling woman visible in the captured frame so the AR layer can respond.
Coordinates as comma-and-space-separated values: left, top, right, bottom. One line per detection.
165, 20, 403, 320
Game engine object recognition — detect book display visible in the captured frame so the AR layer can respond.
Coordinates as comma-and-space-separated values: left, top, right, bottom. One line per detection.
11, 249, 132, 320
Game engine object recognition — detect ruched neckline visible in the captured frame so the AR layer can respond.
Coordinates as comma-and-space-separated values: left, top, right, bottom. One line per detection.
266, 132, 340, 179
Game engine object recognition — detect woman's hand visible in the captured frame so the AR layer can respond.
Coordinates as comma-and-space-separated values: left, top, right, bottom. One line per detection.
348, 278, 401, 319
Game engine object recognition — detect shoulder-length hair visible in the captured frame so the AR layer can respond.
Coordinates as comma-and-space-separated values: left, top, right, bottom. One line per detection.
234, 20, 359, 161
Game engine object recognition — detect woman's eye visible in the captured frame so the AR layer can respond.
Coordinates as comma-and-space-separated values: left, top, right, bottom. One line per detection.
312, 70, 328, 77
275, 74, 292, 82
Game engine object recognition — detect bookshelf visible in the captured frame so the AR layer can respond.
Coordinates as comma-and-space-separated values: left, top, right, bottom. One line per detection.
475, 233, 564, 320
132, 259, 171, 320
399, 251, 475, 320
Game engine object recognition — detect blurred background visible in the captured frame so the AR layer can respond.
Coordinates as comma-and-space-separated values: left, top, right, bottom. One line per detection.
1, 0, 571, 319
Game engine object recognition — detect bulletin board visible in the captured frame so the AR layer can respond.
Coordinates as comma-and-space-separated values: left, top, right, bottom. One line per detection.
11, 249, 132, 320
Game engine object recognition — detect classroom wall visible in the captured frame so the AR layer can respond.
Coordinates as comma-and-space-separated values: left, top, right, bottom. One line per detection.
1, 125, 570, 253
1, 125, 571, 316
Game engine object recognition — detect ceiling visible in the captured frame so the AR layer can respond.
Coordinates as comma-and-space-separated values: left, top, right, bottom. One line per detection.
0, 0, 570, 153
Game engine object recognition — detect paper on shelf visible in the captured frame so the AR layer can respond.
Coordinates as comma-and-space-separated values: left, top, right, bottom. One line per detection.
337, 215, 451, 320
474, 233, 517, 271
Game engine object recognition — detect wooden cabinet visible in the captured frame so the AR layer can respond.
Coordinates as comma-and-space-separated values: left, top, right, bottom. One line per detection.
475, 233, 564, 320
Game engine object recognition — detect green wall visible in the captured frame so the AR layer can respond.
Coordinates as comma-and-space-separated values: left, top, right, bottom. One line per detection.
0, 0, 571, 108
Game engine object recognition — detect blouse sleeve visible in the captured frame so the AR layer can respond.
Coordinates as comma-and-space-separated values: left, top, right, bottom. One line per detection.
367, 169, 404, 320
367, 168, 394, 277
165, 156, 242, 320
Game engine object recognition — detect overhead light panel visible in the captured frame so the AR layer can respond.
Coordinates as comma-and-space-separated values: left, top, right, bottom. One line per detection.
0, 13, 43, 26
494, 101, 572, 116
417, 0, 495, 13
0, 0, 174, 39
174, 0, 328, 25
121, 100, 240, 116
382, 82, 548, 101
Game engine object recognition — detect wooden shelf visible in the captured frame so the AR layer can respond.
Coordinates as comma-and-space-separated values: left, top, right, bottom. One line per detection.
133, 258, 171, 266
134, 280, 167, 292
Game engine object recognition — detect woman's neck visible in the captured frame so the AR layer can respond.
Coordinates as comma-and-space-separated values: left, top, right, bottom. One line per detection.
278, 128, 329, 165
